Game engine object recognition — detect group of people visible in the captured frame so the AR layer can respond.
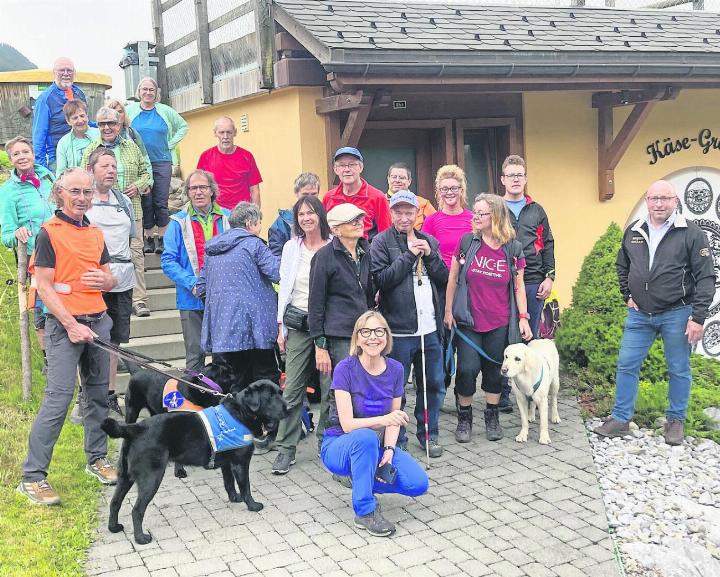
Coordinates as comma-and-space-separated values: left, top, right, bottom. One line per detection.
3, 55, 710, 541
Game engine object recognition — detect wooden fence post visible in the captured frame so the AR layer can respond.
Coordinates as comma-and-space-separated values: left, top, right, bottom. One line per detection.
17, 241, 32, 400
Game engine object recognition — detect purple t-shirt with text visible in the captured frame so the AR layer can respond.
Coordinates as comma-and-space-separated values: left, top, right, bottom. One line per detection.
324, 356, 405, 438
455, 240, 526, 333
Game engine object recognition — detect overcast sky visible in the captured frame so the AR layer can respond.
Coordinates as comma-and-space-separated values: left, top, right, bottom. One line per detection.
4, 0, 153, 98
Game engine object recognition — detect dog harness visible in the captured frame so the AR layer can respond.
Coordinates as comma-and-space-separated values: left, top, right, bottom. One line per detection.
198, 405, 254, 468
524, 363, 545, 403
162, 379, 205, 412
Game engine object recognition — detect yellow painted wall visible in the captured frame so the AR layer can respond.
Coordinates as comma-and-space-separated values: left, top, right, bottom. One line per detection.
178, 86, 327, 237
524, 89, 719, 307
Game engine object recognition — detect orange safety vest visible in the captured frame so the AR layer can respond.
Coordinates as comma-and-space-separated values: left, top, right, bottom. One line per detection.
29, 216, 107, 316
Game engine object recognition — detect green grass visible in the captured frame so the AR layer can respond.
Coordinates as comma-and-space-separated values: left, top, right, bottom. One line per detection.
0, 248, 102, 577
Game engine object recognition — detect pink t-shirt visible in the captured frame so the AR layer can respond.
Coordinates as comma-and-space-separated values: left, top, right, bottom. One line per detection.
197, 146, 262, 209
455, 240, 526, 333
421, 209, 473, 268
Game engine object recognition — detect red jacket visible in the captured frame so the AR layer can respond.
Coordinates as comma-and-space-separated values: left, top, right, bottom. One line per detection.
322, 179, 391, 240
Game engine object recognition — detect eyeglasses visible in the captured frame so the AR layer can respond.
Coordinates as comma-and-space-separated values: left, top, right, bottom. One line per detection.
502, 173, 526, 180
472, 211, 491, 218
389, 175, 409, 181
646, 196, 676, 203
358, 327, 387, 338
98, 121, 118, 128
392, 210, 416, 219
58, 185, 94, 198
188, 185, 211, 193
439, 186, 462, 194
335, 162, 361, 170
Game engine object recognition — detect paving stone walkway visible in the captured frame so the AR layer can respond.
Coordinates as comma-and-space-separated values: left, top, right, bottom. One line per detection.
87, 393, 622, 577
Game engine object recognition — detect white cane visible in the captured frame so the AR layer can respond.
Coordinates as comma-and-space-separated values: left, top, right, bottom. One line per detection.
417, 257, 430, 469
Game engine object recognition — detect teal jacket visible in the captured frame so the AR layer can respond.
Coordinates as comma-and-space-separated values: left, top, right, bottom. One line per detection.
126, 102, 188, 165
0, 164, 55, 254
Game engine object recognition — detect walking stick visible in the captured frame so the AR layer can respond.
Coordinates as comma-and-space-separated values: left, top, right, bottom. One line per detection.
17, 241, 32, 400
417, 256, 430, 469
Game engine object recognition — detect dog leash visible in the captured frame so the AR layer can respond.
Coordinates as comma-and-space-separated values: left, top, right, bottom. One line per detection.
91, 338, 226, 398
452, 327, 502, 365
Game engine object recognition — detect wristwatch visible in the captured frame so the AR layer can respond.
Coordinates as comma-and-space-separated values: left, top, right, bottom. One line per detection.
314, 336, 329, 350
519, 313, 530, 320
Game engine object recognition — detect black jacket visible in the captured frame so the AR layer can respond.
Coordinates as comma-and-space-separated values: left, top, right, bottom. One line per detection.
370, 227, 449, 335
308, 237, 374, 338
507, 194, 555, 284
617, 215, 715, 324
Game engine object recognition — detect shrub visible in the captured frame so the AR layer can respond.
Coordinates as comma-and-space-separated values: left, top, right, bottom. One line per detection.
557, 222, 720, 441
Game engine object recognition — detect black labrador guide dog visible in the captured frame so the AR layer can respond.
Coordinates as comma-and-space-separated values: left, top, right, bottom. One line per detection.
102, 380, 288, 545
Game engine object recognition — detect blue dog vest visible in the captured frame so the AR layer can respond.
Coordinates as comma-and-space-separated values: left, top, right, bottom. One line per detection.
198, 405, 254, 463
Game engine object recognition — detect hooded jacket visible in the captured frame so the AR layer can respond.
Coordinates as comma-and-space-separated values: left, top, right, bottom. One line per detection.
32, 83, 88, 168
507, 194, 555, 285
617, 214, 715, 324
196, 228, 280, 352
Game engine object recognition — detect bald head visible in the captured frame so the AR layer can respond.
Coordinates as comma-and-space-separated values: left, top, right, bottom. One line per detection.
214, 116, 237, 153
645, 180, 679, 227
53, 57, 76, 89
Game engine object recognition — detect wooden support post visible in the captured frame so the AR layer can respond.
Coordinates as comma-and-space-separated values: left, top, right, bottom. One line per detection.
598, 105, 614, 201
256, 0, 275, 89
340, 92, 374, 149
315, 91, 363, 115
195, 0, 213, 105
151, 0, 169, 104
325, 111, 341, 186
17, 242, 32, 400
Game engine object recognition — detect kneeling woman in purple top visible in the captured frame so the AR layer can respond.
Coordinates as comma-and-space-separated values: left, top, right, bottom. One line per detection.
321, 311, 429, 537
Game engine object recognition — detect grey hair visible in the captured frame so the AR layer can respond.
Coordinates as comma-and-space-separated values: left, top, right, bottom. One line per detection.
293, 172, 321, 195
183, 169, 219, 202
136, 77, 161, 102
53, 167, 93, 207
229, 202, 262, 230
96, 107, 120, 123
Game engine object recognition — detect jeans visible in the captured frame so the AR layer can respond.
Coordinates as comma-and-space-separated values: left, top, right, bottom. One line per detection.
389, 331, 445, 443
321, 429, 429, 516
525, 282, 545, 339
23, 314, 112, 481
275, 329, 332, 455
612, 305, 692, 423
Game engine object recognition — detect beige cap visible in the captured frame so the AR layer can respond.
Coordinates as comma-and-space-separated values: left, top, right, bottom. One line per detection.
327, 203, 366, 227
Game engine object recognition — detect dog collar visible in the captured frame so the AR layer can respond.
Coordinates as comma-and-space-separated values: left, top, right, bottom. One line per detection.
525, 364, 544, 403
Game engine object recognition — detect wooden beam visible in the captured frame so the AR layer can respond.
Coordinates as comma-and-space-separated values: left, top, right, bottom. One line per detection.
255, 0, 275, 90
194, 0, 213, 105
151, 0, 169, 105
597, 100, 657, 201
275, 58, 327, 87
340, 92, 374, 150
324, 106, 341, 186
592, 87, 679, 108
275, 31, 307, 53
315, 91, 363, 114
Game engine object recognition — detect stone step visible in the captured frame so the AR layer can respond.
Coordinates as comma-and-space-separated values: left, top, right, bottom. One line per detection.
115, 357, 185, 395
120, 333, 186, 363
146, 287, 177, 312
144, 252, 162, 271
130, 308, 182, 338
145, 268, 174, 290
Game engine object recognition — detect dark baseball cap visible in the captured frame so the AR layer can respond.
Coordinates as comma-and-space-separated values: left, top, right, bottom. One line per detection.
333, 147, 363, 162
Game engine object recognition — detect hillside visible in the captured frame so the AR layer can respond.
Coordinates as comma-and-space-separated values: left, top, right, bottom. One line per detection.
0, 44, 36, 72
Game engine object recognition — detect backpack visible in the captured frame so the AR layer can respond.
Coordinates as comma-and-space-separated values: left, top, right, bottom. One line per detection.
538, 290, 561, 339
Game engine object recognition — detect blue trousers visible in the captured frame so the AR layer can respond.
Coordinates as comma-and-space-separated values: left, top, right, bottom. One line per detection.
389, 331, 445, 443
321, 429, 429, 516
612, 305, 692, 423
525, 282, 545, 338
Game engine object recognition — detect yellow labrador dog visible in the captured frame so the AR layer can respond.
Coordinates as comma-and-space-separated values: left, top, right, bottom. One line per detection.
501, 340, 560, 445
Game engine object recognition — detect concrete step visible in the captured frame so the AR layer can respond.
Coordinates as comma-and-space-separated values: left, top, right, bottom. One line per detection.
130, 308, 182, 338
144, 252, 161, 271
146, 287, 177, 312
145, 268, 174, 290
115, 355, 212, 394
120, 333, 186, 362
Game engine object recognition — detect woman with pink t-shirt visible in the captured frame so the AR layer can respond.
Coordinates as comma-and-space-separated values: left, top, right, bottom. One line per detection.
444, 194, 532, 443
421, 165, 473, 268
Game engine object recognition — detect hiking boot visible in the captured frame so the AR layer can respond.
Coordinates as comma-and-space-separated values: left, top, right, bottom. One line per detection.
69, 398, 83, 425
593, 417, 630, 438
155, 236, 164, 254
354, 508, 395, 537
17, 479, 61, 506
455, 405, 473, 443
132, 303, 150, 317
332, 474, 353, 488
420, 437, 444, 458
498, 386, 514, 414
271, 452, 296, 475
86, 457, 118, 485
107, 393, 124, 418
143, 237, 155, 254
484, 407, 504, 441
664, 419, 685, 446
